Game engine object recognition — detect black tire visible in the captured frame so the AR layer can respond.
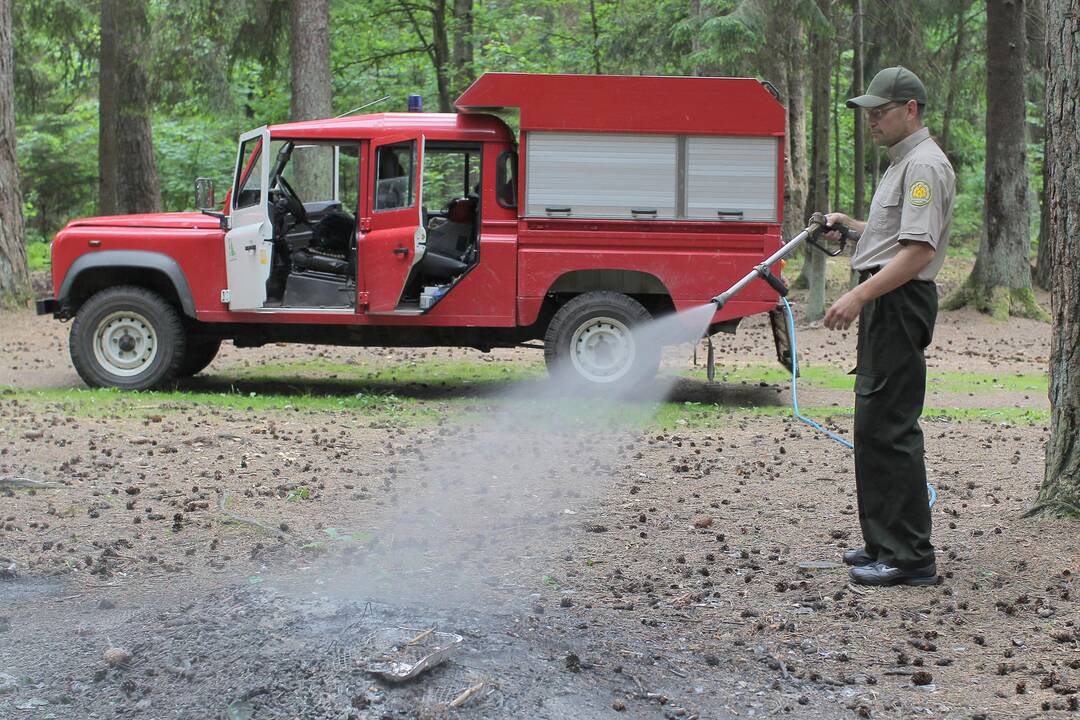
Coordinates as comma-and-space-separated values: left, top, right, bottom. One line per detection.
178, 338, 221, 378
69, 286, 186, 390
543, 291, 659, 389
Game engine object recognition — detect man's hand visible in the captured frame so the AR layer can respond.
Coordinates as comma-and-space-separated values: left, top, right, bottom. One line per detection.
823, 287, 865, 330
824, 212, 860, 242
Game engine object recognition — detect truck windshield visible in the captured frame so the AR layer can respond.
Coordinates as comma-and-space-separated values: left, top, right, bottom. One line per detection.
233, 138, 263, 209
270, 140, 338, 205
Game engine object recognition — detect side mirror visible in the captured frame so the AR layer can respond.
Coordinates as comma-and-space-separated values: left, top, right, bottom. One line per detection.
195, 178, 215, 211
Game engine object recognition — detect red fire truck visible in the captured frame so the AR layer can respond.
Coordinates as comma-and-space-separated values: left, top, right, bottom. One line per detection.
37, 73, 789, 390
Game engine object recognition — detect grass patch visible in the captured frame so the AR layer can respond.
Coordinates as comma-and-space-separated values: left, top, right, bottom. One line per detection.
225, 357, 545, 386
681, 363, 1047, 395
0, 384, 440, 423
651, 400, 1048, 430
2, 355, 1047, 433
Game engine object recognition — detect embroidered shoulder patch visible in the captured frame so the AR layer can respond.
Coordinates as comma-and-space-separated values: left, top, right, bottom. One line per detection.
909, 180, 932, 207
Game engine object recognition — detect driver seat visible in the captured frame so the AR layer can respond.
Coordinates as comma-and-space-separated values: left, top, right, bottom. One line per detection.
417, 197, 476, 278
290, 210, 354, 276
291, 248, 349, 275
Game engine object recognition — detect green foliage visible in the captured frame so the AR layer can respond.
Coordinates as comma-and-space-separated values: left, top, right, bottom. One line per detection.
7, 0, 1039, 276
17, 102, 99, 243
153, 114, 239, 211
25, 242, 51, 272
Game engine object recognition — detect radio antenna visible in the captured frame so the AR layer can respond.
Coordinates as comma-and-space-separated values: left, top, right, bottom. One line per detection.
334, 95, 391, 118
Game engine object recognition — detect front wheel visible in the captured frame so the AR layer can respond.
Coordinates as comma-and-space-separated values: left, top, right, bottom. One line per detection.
69, 286, 186, 390
178, 338, 221, 378
543, 291, 659, 389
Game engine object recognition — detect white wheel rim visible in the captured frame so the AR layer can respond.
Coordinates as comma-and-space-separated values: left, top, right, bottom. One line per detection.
569, 315, 635, 383
92, 311, 158, 378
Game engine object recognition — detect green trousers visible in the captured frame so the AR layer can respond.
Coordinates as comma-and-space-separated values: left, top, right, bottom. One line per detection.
852, 273, 937, 569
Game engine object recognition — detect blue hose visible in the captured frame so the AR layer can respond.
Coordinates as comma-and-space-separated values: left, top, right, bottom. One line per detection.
779, 296, 936, 508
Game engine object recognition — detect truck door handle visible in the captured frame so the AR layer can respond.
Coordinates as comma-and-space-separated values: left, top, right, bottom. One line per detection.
393, 247, 409, 256
243, 244, 257, 252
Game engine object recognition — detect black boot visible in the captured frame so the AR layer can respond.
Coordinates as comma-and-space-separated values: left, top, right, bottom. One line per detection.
849, 561, 937, 586
842, 548, 875, 567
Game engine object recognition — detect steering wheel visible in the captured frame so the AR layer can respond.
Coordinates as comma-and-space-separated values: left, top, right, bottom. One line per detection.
274, 175, 309, 225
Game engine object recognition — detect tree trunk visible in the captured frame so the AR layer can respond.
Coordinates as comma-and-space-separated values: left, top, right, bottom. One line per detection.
290, 0, 333, 194
940, 0, 969, 160
761, 3, 808, 247
832, 57, 841, 211
1033, 145, 1052, 289
431, 0, 452, 112
451, 0, 474, 94
800, 0, 833, 323
852, 0, 865, 220
291, 0, 332, 121
1029, 0, 1052, 289
1032, 146, 1049, 289
944, 0, 1046, 320
1035, 0, 1080, 517
588, 0, 603, 75
0, 0, 30, 306
98, 0, 118, 215
848, 0, 865, 289
101, 0, 160, 215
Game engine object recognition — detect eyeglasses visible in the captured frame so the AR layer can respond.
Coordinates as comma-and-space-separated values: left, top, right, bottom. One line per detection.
865, 102, 907, 122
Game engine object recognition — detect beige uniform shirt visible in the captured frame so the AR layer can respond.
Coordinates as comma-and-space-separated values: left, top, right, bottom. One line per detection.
851, 127, 956, 281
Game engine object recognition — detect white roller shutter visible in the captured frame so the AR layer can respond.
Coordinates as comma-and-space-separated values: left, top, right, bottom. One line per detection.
525, 132, 677, 219
685, 136, 778, 222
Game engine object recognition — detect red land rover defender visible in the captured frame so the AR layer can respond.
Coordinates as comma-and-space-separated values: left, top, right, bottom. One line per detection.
37, 73, 790, 390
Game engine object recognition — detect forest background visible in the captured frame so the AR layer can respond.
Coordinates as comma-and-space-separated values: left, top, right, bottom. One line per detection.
4, 0, 1048, 298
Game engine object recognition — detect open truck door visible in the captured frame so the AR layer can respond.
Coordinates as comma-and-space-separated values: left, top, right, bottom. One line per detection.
361, 133, 425, 312
224, 126, 273, 310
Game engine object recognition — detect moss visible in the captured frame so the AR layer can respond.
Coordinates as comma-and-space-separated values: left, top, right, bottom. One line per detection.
0, 288, 32, 310
1008, 286, 1051, 322
941, 275, 976, 312
943, 275, 1050, 322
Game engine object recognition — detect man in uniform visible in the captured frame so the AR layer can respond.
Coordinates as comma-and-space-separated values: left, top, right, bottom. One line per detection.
822, 66, 955, 586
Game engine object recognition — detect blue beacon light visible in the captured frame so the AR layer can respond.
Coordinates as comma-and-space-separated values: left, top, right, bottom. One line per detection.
407, 95, 423, 112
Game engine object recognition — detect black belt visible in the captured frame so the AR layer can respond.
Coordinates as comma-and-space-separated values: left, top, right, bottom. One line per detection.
858, 266, 882, 281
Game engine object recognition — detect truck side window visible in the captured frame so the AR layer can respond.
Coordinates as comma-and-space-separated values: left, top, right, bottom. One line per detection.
234, 139, 262, 209
374, 142, 415, 211
496, 151, 517, 209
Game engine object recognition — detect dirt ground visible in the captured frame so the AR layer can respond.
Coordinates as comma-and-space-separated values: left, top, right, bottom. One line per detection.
2, 282, 1077, 720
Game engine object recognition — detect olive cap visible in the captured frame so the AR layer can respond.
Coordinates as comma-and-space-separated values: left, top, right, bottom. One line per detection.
846, 66, 927, 108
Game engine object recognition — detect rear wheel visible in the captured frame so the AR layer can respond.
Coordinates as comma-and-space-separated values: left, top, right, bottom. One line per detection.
178, 338, 221, 377
69, 286, 186, 390
543, 291, 658, 389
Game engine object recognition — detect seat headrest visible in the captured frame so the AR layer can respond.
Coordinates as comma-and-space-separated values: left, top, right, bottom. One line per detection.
447, 197, 477, 223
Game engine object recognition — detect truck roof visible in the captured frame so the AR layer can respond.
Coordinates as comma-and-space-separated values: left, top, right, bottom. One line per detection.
455, 72, 786, 137
268, 112, 513, 143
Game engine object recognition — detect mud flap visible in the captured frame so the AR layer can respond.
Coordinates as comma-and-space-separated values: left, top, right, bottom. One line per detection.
768, 305, 798, 377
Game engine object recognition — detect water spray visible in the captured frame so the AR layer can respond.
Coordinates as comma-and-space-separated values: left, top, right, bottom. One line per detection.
710, 212, 937, 508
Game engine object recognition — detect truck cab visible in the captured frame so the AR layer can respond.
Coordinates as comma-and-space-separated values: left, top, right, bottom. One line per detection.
38, 73, 790, 391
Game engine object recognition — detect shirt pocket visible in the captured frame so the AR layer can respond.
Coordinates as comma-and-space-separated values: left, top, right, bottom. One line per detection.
871, 188, 903, 234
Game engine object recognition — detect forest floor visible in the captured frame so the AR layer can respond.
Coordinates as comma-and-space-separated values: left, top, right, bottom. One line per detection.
2, 266, 1077, 720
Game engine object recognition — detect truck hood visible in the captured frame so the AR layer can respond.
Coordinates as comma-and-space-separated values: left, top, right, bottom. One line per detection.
65, 211, 223, 231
